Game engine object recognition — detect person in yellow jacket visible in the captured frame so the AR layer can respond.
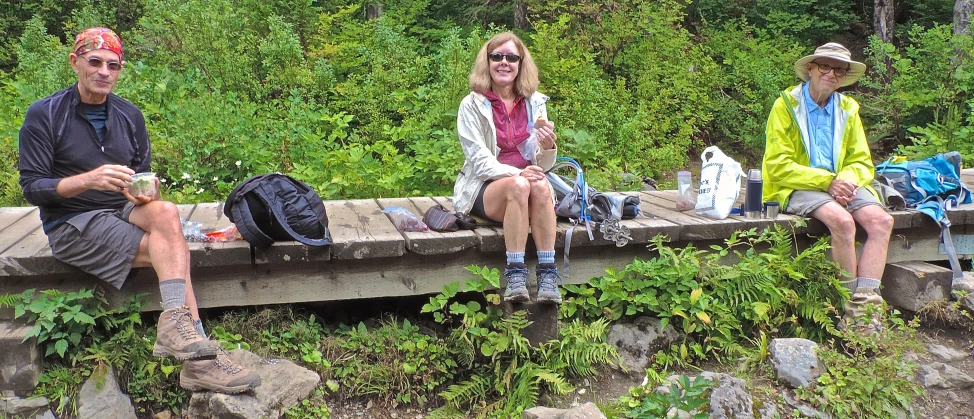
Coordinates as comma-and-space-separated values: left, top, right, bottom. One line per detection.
762, 43, 893, 332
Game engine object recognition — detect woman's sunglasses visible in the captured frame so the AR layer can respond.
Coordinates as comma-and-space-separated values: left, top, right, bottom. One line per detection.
83, 56, 122, 72
489, 52, 521, 63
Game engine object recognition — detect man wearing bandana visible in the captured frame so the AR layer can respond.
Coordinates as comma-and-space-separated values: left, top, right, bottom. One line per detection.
19, 27, 260, 393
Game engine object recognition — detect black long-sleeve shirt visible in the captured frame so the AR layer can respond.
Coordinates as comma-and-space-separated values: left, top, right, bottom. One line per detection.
19, 84, 150, 232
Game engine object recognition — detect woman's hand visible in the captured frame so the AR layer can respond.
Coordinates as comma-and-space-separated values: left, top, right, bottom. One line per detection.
535, 121, 556, 149
519, 165, 546, 181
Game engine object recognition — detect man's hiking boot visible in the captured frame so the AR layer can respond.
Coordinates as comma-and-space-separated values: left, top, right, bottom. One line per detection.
180, 350, 261, 394
840, 285, 885, 336
153, 306, 219, 360
503, 263, 530, 303
536, 263, 563, 304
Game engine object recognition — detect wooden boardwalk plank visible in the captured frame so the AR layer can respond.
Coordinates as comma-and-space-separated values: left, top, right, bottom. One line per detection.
376, 197, 479, 255
0, 207, 37, 234
325, 199, 404, 259
0, 214, 73, 276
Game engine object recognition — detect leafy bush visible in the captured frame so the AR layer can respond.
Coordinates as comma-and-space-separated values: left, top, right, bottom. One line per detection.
562, 225, 844, 363
422, 266, 617, 418
796, 311, 923, 417
860, 27, 974, 161
621, 375, 712, 419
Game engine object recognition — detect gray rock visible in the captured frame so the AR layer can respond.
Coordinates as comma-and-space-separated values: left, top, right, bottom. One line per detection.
927, 344, 968, 362
881, 261, 952, 311
769, 338, 823, 389
938, 363, 974, 389
77, 365, 137, 419
656, 372, 753, 419
782, 392, 831, 419
186, 350, 320, 419
919, 362, 973, 389
700, 372, 753, 419
758, 401, 780, 419
606, 317, 682, 372
952, 272, 974, 311
522, 402, 606, 419
0, 319, 42, 393
0, 395, 52, 419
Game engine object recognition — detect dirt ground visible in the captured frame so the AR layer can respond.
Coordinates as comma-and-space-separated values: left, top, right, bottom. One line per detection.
323, 323, 974, 419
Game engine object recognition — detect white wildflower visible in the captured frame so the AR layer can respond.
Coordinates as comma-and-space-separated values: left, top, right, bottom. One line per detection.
235, 160, 241, 167
196, 188, 204, 194
181, 172, 191, 180
212, 177, 218, 181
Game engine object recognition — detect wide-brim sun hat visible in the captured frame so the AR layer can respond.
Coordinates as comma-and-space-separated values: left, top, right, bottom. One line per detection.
794, 42, 866, 88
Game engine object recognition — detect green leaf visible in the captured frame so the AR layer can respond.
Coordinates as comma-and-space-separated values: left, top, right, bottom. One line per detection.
54, 339, 68, 358
74, 312, 95, 325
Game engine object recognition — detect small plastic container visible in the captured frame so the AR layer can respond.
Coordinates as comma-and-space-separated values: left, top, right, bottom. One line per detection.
129, 172, 158, 197
675, 171, 696, 211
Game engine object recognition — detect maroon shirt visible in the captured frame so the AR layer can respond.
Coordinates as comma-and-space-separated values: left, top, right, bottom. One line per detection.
482, 90, 531, 169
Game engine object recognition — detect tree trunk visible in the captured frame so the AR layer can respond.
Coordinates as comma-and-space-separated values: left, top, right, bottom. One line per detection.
366, 2, 382, 20
514, 0, 528, 30
956, 0, 974, 36
874, 0, 894, 43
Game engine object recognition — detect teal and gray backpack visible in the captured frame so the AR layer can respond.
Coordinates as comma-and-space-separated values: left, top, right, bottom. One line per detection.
876, 152, 971, 279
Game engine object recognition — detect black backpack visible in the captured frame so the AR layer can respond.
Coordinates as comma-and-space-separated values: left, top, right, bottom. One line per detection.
224, 174, 333, 248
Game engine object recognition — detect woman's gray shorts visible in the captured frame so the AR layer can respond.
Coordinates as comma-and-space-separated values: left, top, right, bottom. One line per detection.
786, 187, 883, 217
47, 203, 144, 289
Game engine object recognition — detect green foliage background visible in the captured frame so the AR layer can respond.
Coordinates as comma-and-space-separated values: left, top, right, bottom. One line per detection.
0, 0, 971, 206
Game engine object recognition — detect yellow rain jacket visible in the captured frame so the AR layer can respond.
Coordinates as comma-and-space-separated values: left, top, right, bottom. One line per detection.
762, 84, 877, 209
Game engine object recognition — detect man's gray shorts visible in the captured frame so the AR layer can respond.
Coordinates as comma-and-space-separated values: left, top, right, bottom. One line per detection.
786, 186, 884, 217
47, 203, 144, 289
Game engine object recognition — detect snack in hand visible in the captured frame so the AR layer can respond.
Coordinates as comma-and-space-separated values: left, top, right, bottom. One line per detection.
129, 172, 158, 197
534, 117, 551, 128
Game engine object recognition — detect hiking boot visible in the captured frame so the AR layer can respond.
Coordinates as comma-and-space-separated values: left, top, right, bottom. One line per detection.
180, 350, 261, 394
841, 288, 885, 335
503, 263, 530, 303
153, 306, 219, 360
536, 263, 563, 304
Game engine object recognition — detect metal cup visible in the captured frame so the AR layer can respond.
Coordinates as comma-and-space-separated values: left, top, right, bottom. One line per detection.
764, 201, 780, 219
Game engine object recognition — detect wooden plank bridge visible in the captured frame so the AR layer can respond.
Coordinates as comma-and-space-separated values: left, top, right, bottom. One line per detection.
2, 170, 974, 311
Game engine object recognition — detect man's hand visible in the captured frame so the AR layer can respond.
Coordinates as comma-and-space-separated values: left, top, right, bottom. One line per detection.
519, 165, 546, 182
56, 164, 135, 199
87, 164, 135, 192
828, 178, 858, 206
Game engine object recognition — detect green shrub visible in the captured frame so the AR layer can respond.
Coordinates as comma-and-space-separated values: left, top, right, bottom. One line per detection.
860, 27, 974, 161
562, 225, 844, 364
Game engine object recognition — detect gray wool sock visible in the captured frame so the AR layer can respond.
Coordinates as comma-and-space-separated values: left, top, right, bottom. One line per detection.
159, 279, 187, 310
838, 277, 858, 293
194, 319, 207, 338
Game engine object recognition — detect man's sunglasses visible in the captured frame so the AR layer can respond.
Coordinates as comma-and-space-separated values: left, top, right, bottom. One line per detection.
489, 52, 521, 63
811, 61, 849, 77
83, 56, 122, 72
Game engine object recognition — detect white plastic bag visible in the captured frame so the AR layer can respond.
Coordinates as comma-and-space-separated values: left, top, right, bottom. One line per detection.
517, 118, 552, 163
694, 146, 743, 220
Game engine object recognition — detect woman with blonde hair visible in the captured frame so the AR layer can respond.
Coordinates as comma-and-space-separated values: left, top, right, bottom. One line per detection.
452, 32, 561, 304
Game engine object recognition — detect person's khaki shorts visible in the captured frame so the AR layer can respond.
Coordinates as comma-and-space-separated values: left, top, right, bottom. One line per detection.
786, 186, 883, 217
47, 203, 144, 289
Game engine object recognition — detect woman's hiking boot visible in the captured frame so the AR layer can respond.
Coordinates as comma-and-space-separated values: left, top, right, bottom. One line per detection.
153, 306, 220, 360
503, 263, 530, 303
180, 350, 261, 394
536, 263, 563, 304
